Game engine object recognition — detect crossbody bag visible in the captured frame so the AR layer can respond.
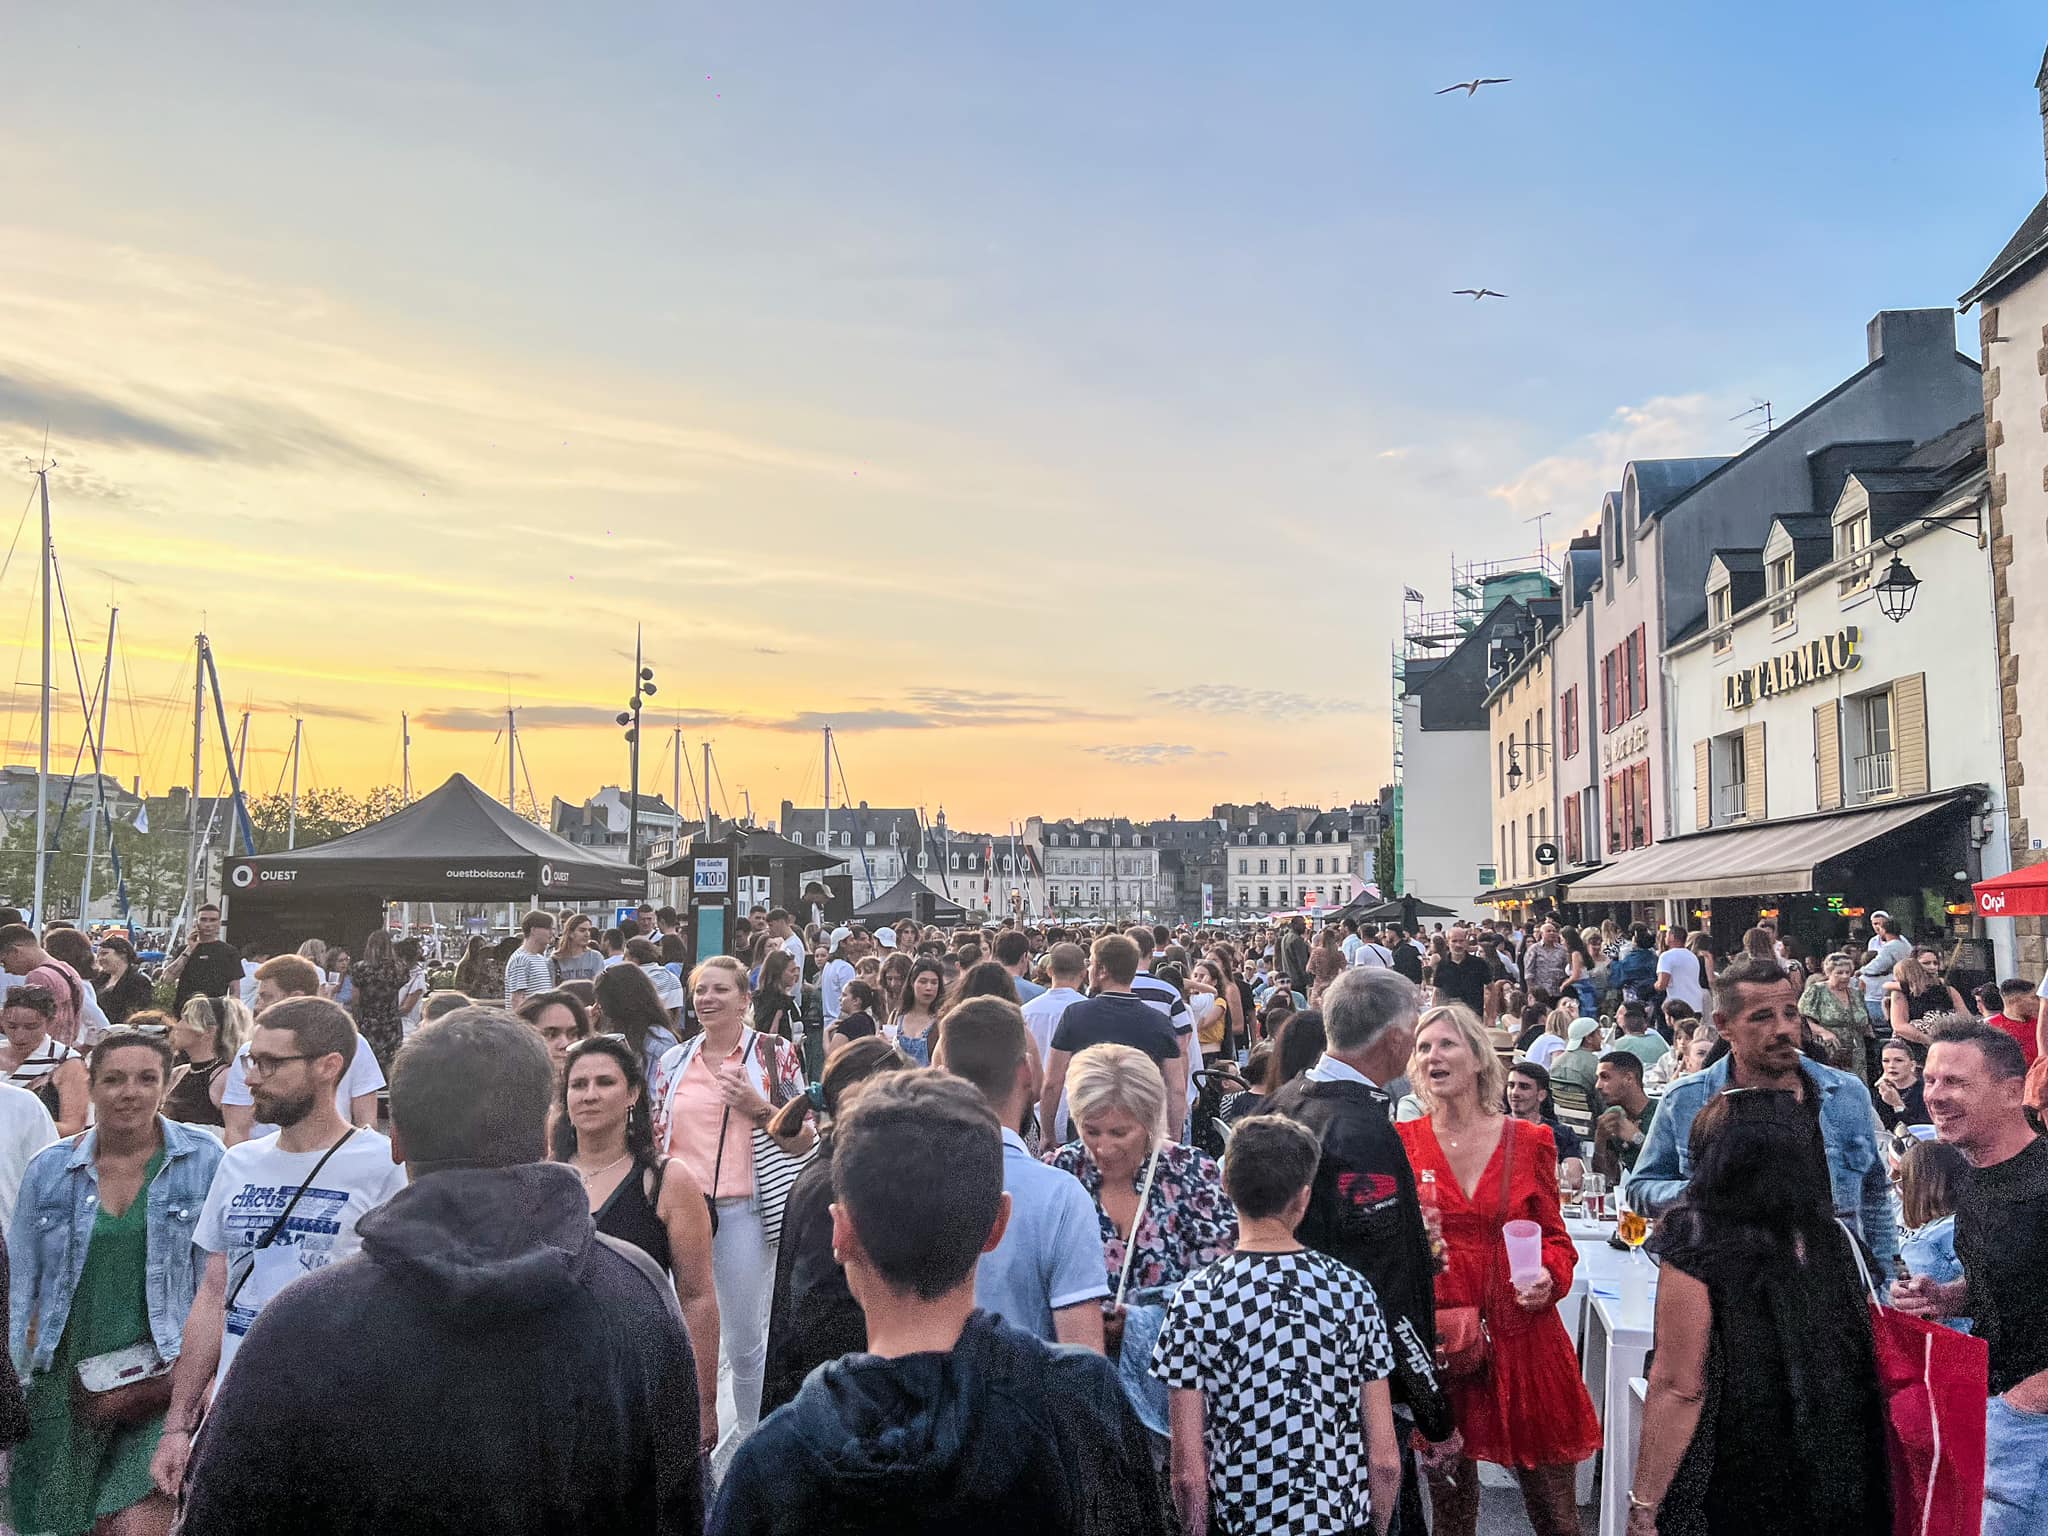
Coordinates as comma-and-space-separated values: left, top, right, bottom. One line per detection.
1434, 1121, 1516, 1382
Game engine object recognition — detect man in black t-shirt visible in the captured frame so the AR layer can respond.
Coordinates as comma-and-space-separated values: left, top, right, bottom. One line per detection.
1039, 934, 1187, 1139
1892, 1020, 2048, 1536
1431, 927, 1491, 1017
166, 903, 244, 1012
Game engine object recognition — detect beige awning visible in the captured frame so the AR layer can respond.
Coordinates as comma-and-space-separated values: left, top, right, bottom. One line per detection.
1567, 794, 1968, 904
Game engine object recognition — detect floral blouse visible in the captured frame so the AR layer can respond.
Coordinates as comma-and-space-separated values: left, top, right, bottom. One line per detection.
1046, 1139, 1237, 1293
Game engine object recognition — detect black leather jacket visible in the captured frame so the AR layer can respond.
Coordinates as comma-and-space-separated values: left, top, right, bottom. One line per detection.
1269, 1073, 1453, 1440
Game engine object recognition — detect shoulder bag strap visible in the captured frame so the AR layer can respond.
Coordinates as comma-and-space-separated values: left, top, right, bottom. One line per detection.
1835, 1216, 1881, 1304
225, 1127, 358, 1310
1114, 1144, 1165, 1310
1494, 1116, 1517, 1226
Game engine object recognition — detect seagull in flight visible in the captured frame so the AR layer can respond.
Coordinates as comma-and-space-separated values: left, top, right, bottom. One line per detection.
1453, 288, 1508, 301
1436, 77, 1511, 96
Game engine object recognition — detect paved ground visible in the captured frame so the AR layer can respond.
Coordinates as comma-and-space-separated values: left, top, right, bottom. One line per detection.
1476, 1484, 1599, 1534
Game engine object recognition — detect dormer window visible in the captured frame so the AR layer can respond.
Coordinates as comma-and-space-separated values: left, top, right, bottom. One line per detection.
1709, 584, 1733, 656
1767, 552, 1796, 631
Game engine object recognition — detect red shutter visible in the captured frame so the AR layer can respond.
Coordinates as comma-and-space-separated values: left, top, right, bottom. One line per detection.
1632, 761, 1652, 847
1632, 624, 1649, 720
1600, 655, 1612, 733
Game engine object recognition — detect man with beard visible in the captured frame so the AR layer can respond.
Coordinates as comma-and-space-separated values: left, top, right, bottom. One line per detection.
150, 997, 408, 1497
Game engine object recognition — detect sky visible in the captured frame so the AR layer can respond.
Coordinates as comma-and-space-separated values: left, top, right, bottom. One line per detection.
1, 2, 2044, 834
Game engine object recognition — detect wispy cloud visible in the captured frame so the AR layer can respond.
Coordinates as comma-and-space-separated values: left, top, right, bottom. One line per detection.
1487, 394, 1741, 520
1152, 685, 1365, 719
1084, 743, 1217, 766
416, 705, 733, 733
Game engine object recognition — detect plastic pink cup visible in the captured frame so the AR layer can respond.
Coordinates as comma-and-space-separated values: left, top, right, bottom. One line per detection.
1503, 1219, 1545, 1288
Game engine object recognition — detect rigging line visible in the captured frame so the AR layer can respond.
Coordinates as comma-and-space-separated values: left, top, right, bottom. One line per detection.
681, 739, 705, 830
0, 477, 35, 591
709, 745, 733, 820
47, 553, 108, 845
128, 636, 192, 801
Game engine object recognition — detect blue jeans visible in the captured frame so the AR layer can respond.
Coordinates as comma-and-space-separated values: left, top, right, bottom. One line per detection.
1984, 1395, 2048, 1536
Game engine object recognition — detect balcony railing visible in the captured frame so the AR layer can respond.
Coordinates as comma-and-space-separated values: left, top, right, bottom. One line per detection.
1714, 781, 1749, 825
1853, 751, 1895, 803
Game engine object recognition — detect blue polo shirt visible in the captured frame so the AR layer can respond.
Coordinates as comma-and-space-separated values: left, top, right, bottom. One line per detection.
975, 1127, 1110, 1339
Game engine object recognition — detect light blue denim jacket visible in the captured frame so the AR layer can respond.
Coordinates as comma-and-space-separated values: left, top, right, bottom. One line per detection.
9, 1119, 224, 1378
1900, 1214, 1972, 1334
1624, 1055, 1898, 1272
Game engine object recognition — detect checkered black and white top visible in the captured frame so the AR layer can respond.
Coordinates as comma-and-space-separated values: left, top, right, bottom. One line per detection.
1151, 1248, 1395, 1536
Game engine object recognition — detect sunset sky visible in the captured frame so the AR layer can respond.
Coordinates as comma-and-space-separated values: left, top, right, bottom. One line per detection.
2, 2, 2042, 832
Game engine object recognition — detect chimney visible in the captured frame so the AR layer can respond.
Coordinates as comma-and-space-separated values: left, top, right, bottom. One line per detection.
1866, 307, 1957, 365
2038, 44, 2047, 186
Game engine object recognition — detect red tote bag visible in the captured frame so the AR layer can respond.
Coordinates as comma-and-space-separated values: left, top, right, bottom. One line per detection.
1842, 1224, 1989, 1536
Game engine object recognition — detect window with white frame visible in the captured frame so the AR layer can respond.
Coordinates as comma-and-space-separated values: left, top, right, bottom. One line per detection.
1711, 731, 1748, 825
1846, 686, 1895, 803
1767, 553, 1796, 631
1709, 584, 1733, 655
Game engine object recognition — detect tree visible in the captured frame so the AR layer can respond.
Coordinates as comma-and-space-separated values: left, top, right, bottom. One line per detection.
244, 785, 406, 853
1376, 818, 1396, 899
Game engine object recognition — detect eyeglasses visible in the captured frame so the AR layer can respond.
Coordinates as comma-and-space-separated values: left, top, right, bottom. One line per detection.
244, 1053, 315, 1078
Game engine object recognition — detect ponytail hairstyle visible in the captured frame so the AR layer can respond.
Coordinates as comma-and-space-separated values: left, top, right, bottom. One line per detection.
766, 1034, 910, 1140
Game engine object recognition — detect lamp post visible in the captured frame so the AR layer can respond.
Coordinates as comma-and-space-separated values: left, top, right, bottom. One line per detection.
617, 627, 658, 864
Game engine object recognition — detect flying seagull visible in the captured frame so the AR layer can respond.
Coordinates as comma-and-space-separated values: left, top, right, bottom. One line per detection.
1437, 77, 1511, 96
1453, 288, 1508, 301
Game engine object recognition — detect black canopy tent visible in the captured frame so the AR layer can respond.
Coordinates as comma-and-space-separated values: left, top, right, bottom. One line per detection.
651, 828, 842, 879
224, 773, 645, 953
855, 874, 967, 925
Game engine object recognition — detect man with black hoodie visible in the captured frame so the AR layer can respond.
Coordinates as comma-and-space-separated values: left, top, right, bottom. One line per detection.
1270, 965, 1459, 1536
177, 1008, 702, 1535
711, 1070, 1165, 1536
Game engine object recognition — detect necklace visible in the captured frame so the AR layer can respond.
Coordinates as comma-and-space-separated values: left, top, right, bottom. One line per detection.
575, 1152, 631, 1185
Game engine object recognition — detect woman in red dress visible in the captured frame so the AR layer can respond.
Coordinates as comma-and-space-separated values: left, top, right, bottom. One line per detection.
1397, 1002, 1602, 1536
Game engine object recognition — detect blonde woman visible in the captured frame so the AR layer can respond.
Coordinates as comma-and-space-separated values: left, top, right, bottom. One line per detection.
648, 955, 810, 1465
1523, 1003, 1578, 1071
1885, 953, 1968, 1049
164, 994, 252, 1127
1396, 1004, 1599, 1536
1045, 1043, 1235, 1347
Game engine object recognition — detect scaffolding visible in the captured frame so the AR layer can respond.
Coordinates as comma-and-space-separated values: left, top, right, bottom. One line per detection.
1390, 551, 1560, 900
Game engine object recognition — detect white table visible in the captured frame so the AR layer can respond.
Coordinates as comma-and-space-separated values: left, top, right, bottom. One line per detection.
1584, 1272, 1658, 1536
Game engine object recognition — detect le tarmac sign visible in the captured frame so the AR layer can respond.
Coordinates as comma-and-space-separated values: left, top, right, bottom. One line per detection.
1723, 627, 1860, 711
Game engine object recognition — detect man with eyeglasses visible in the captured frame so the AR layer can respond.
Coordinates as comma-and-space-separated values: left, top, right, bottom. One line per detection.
151, 996, 408, 1499
220, 956, 384, 1146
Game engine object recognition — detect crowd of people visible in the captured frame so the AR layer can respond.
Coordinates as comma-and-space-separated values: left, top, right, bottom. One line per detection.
0, 896, 2038, 1534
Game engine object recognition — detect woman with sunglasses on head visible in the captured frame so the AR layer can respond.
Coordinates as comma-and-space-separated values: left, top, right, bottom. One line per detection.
761, 1036, 912, 1416
10, 1029, 223, 1536
161, 995, 252, 1128
552, 1034, 719, 1458
92, 937, 155, 1029
591, 964, 679, 1084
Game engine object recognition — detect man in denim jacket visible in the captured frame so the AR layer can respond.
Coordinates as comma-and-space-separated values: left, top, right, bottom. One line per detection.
1625, 953, 1898, 1273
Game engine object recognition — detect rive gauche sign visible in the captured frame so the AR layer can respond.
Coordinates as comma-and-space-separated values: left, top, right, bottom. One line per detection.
1723, 627, 1860, 710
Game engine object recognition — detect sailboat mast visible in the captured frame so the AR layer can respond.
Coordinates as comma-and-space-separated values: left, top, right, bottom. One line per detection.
30, 471, 51, 924
401, 712, 412, 805
703, 742, 715, 842
822, 725, 832, 857
672, 727, 682, 844
505, 707, 516, 811
79, 607, 117, 916
183, 634, 205, 922
288, 717, 303, 849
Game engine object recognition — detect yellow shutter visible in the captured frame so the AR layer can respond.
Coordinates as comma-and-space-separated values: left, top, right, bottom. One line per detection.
1694, 740, 1712, 830
1814, 703, 1842, 812
1894, 673, 1929, 797
1743, 722, 1767, 822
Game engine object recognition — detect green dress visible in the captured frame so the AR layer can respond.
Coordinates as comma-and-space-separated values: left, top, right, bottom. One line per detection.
13, 1149, 167, 1536
1799, 978, 1871, 1081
